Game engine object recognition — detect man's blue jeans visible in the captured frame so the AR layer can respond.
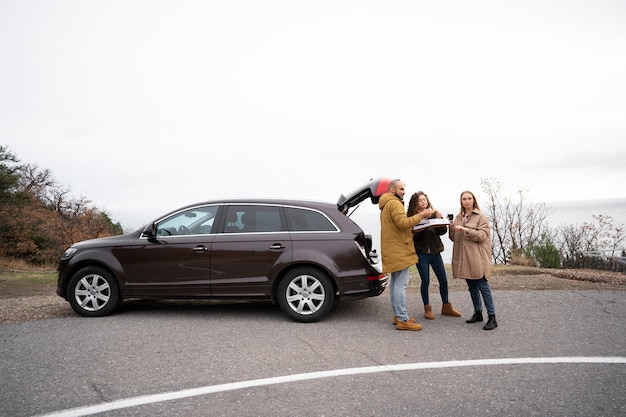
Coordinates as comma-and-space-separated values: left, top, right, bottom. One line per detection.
416, 252, 449, 305
466, 277, 496, 315
389, 267, 410, 322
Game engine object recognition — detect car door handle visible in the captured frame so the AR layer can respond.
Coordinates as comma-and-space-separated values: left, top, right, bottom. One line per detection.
193, 245, 208, 253
269, 243, 286, 250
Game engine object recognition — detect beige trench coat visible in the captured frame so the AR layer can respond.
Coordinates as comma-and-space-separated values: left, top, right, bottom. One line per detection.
448, 209, 492, 280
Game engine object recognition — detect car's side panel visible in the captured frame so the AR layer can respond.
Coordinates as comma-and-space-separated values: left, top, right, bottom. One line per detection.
209, 232, 292, 297
127, 235, 214, 297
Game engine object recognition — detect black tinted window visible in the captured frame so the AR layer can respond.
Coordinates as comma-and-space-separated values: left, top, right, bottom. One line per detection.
224, 205, 283, 233
287, 207, 336, 231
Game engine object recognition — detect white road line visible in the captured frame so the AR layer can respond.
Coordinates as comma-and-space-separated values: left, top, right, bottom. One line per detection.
37, 356, 626, 417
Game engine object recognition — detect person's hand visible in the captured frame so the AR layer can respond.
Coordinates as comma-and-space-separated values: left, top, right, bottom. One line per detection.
421, 208, 434, 218
434, 210, 443, 219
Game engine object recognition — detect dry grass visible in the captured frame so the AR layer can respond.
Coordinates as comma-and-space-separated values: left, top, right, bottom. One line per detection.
407, 264, 625, 292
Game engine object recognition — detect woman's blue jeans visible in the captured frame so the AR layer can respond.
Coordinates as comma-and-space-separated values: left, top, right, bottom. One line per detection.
389, 267, 410, 322
416, 252, 449, 305
466, 277, 496, 315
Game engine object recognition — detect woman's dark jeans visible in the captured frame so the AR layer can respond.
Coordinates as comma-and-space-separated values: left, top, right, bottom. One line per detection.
466, 277, 496, 315
416, 252, 449, 305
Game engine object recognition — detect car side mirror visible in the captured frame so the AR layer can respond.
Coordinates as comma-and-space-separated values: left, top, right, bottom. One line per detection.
141, 223, 158, 241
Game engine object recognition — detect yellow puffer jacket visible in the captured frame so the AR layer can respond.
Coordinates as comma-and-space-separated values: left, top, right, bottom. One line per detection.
379, 193, 424, 274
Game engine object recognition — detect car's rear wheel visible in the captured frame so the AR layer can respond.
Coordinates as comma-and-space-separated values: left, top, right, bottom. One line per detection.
67, 266, 121, 317
277, 267, 334, 323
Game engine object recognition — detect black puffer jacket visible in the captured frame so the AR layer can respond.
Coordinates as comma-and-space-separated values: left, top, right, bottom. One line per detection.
413, 223, 447, 255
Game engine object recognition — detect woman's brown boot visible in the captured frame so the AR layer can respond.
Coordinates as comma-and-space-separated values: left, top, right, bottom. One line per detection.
424, 304, 435, 320
442, 302, 462, 317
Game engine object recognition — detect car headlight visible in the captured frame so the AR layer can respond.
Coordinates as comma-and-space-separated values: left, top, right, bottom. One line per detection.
61, 247, 78, 260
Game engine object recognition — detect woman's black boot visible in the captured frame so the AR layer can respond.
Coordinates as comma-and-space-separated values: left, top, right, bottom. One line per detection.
466, 310, 483, 323
483, 315, 498, 330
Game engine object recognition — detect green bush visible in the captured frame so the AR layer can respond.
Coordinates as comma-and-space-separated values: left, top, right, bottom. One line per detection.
528, 235, 561, 268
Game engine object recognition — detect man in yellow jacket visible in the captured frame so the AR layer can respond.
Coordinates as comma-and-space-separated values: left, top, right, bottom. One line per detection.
379, 179, 432, 330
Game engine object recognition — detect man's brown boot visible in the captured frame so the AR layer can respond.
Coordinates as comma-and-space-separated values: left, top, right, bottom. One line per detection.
442, 302, 462, 317
396, 320, 422, 331
393, 316, 417, 325
424, 304, 435, 320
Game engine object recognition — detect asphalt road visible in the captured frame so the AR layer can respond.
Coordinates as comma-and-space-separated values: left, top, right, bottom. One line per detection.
1, 290, 625, 417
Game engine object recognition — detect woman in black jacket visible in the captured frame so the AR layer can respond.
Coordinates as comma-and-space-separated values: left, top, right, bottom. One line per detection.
407, 191, 462, 320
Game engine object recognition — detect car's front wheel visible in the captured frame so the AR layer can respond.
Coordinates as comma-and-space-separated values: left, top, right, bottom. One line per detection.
67, 266, 121, 317
277, 267, 334, 323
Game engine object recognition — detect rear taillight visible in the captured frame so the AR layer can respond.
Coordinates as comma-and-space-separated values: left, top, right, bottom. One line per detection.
367, 273, 387, 281
374, 178, 392, 197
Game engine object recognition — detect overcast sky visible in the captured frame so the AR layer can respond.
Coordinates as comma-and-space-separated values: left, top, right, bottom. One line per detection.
1, 0, 625, 230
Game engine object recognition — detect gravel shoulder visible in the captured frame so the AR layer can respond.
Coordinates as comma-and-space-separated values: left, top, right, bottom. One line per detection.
1, 267, 624, 324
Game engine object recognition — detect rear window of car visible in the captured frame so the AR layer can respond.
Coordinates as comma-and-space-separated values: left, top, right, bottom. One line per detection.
224, 205, 284, 233
286, 207, 337, 232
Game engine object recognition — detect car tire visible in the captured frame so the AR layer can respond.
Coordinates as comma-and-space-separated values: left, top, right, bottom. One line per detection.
277, 267, 334, 323
67, 266, 122, 317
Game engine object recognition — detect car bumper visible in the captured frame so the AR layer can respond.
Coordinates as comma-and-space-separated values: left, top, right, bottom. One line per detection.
340, 273, 389, 298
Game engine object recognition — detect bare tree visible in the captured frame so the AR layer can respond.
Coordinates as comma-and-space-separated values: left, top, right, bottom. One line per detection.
481, 177, 509, 263
591, 214, 626, 257
557, 223, 586, 259
509, 189, 552, 254
44, 184, 72, 212
17, 163, 55, 198
480, 177, 554, 264
606, 220, 625, 257
555, 214, 625, 270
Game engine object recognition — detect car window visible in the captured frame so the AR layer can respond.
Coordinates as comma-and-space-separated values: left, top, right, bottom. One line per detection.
156, 206, 218, 236
286, 207, 337, 232
224, 205, 283, 233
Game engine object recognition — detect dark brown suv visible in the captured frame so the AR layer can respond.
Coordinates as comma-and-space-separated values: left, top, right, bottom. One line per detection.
57, 179, 392, 322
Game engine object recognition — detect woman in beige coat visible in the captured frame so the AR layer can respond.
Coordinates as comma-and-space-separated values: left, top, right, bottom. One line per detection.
449, 191, 497, 330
